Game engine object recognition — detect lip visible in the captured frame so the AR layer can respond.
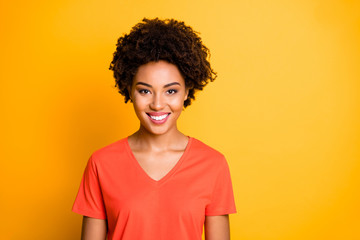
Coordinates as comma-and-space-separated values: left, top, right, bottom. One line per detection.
146, 112, 171, 124
147, 112, 169, 116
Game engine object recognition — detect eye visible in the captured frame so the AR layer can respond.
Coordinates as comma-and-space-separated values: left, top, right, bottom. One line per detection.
167, 89, 178, 95
139, 89, 150, 94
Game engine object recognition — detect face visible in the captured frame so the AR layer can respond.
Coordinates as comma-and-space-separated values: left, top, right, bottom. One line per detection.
129, 60, 189, 136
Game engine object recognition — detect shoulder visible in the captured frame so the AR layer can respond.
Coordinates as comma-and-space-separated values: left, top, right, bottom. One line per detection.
90, 137, 128, 164
187, 138, 231, 185
190, 137, 224, 157
189, 137, 227, 165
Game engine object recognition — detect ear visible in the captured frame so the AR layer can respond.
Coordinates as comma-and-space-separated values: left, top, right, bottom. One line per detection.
127, 86, 133, 102
184, 88, 189, 101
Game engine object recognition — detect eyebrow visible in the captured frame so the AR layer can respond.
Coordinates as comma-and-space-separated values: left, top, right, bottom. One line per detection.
135, 82, 181, 88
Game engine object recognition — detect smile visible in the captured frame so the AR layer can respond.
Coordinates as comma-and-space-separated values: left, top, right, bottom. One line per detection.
146, 112, 171, 124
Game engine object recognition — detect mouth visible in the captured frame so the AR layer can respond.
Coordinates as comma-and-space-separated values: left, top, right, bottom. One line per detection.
146, 112, 171, 124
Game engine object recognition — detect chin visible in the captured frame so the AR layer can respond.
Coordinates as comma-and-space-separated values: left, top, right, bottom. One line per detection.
147, 126, 170, 136
139, 122, 173, 136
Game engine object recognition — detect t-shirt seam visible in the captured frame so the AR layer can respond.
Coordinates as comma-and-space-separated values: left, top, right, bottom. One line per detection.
72, 205, 107, 219
205, 209, 237, 216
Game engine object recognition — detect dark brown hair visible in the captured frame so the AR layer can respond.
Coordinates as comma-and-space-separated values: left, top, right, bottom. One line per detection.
109, 18, 217, 107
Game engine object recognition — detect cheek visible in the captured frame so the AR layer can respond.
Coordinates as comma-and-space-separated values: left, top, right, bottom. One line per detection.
133, 96, 148, 109
169, 96, 186, 111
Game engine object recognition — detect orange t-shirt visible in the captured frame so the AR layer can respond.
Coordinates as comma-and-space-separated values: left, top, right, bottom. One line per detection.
72, 137, 237, 239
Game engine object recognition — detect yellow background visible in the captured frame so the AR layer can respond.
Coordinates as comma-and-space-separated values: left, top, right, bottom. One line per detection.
1, 0, 359, 239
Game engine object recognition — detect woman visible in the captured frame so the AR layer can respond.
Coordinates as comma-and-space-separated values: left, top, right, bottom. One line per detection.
72, 18, 237, 240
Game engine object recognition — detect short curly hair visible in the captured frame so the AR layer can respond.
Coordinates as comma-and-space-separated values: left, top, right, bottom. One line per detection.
109, 18, 217, 108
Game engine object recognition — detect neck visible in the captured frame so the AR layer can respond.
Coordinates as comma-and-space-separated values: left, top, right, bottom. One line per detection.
130, 125, 188, 152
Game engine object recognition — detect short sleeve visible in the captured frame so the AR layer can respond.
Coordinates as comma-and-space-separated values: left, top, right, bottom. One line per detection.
72, 155, 107, 219
205, 156, 237, 216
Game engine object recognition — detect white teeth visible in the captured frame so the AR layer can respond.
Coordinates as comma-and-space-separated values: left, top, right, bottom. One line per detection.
149, 114, 168, 121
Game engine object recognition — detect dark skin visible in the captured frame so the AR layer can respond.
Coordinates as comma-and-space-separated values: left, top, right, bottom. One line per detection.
81, 61, 230, 239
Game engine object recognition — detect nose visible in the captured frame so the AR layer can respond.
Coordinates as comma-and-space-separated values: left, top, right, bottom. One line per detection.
149, 93, 164, 110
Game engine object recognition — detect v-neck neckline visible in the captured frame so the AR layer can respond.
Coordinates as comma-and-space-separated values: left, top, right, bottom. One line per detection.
124, 136, 193, 185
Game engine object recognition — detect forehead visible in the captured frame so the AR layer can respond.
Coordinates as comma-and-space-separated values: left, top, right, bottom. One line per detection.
133, 60, 185, 86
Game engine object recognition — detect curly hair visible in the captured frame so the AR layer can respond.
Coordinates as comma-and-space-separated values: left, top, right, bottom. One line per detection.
109, 18, 217, 108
